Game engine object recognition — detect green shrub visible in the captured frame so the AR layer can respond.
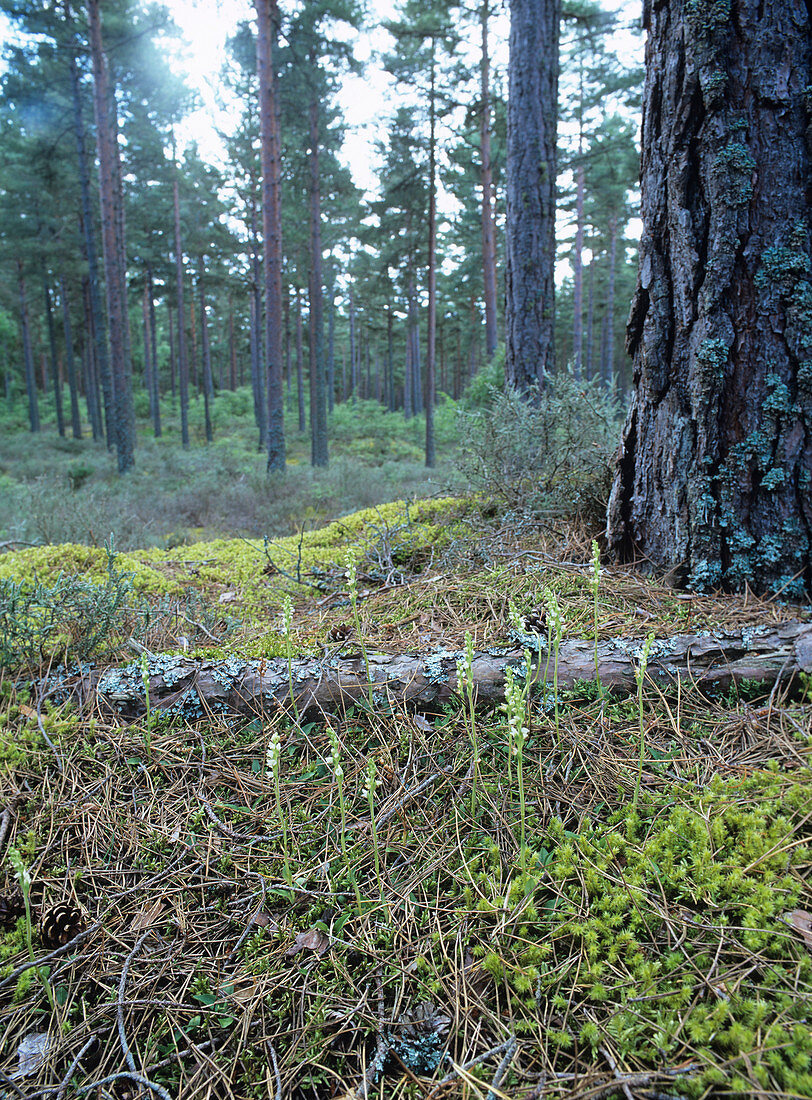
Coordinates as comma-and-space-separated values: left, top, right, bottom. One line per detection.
0, 543, 136, 669
457, 366, 624, 524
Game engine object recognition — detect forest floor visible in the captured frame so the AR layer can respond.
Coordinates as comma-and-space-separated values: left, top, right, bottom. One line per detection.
0, 390, 461, 551
1, 498, 811, 1099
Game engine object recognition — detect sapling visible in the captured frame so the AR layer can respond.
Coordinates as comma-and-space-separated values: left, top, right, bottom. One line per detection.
140, 652, 153, 758
346, 551, 374, 707
282, 595, 299, 722
8, 848, 57, 1016
590, 540, 603, 697
633, 632, 655, 810
327, 725, 364, 913
266, 726, 291, 886
503, 660, 531, 868
546, 591, 563, 747
456, 631, 479, 816
361, 758, 388, 915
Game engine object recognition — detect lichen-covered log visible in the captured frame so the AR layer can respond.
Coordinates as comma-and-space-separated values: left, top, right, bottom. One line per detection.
607, 0, 812, 595
96, 622, 812, 718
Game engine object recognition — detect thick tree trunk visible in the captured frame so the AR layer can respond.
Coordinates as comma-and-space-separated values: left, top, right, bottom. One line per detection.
505, 0, 560, 392
87, 0, 133, 472
308, 83, 328, 468
480, 0, 499, 362
607, 0, 812, 596
98, 622, 812, 717
255, 0, 286, 472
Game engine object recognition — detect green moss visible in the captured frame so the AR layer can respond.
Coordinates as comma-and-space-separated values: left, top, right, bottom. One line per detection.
712, 141, 756, 206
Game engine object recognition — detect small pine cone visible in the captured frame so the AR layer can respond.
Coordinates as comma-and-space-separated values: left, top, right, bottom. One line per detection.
40, 902, 85, 948
0, 891, 25, 928
327, 622, 352, 642
522, 608, 547, 635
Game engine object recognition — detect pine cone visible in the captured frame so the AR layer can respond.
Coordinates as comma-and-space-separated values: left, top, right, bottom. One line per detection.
522, 608, 547, 635
0, 891, 25, 928
327, 622, 352, 642
40, 902, 85, 948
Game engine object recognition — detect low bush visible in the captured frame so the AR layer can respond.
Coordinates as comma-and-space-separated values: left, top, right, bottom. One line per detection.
457, 367, 624, 525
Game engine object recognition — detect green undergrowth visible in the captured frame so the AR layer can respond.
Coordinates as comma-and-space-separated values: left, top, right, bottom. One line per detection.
1, 670, 810, 1097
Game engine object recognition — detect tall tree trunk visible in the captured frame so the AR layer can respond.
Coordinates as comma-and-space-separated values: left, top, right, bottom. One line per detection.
295, 290, 306, 432
255, 0, 286, 472
142, 283, 154, 422
480, 0, 498, 361
81, 276, 102, 440
198, 258, 214, 444
349, 286, 357, 403
167, 302, 176, 401
18, 263, 39, 433
189, 293, 198, 394
172, 175, 190, 448
66, 0, 112, 449
585, 252, 594, 381
59, 276, 82, 439
607, 0, 812, 596
42, 274, 65, 437
603, 213, 618, 390
425, 44, 437, 468
146, 266, 161, 437
308, 81, 328, 467
327, 276, 336, 414
573, 154, 585, 378
229, 300, 237, 390
387, 303, 395, 412
86, 0, 133, 471
505, 0, 560, 392
249, 194, 267, 445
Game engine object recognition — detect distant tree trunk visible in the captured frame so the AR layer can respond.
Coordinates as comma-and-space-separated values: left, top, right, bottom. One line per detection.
572, 147, 585, 378
81, 276, 102, 440
87, 0, 133, 471
505, 0, 560, 392
607, 0, 812, 596
142, 284, 154, 421
229, 300, 237, 390
603, 213, 617, 389
198, 259, 214, 444
189, 295, 198, 395
284, 286, 292, 404
349, 287, 357, 403
327, 278, 336, 413
480, 0, 498, 361
295, 290, 306, 432
249, 195, 266, 446
387, 304, 395, 412
585, 253, 594, 381
403, 315, 414, 420
425, 42, 438, 468
42, 275, 65, 437
18, 263, 39, 433
58, 277, 81, 439
66, 0, 112, 448
145, 266, 161, 437
167, 301, 176, 400
255, 0, 286, 472
172, 175, 190, 448
308, 79, 328, 467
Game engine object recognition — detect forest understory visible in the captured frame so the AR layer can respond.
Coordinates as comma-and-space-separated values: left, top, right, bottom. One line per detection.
1, 499, 811, 1100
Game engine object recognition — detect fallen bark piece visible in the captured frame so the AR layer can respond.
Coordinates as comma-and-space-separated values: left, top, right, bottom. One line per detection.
94, 621, 812, 718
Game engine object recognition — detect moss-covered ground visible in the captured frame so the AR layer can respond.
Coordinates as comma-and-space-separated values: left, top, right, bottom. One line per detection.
0, 503, 811, 1099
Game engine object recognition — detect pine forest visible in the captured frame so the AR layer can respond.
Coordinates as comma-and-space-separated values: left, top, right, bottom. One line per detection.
0, 2, 811, 1098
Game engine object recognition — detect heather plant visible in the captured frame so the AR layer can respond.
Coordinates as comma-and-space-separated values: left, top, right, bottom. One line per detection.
457, 367, 623, 523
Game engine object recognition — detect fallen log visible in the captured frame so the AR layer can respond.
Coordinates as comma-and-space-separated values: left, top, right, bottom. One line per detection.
95, 621, 812, 718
